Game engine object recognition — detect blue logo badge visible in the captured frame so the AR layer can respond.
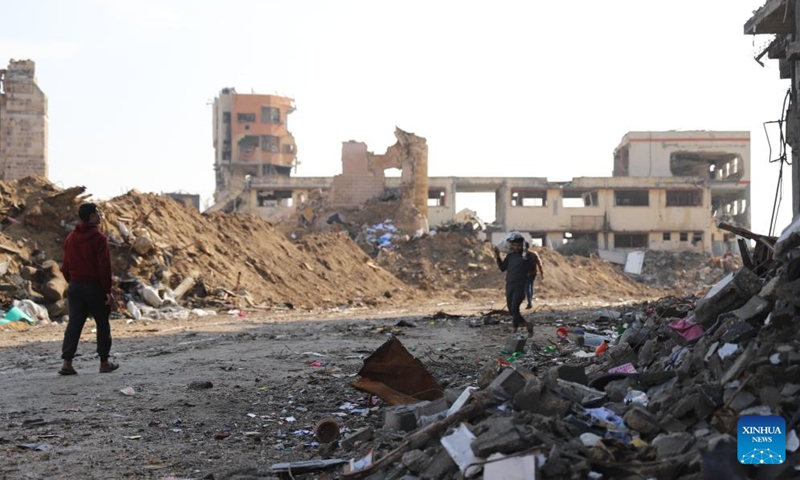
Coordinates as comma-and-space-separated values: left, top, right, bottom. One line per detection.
738, 415, 786, 464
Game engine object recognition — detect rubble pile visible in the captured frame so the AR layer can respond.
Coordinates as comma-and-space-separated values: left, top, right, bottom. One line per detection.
378, 233, 663, 300
328, 223, 800, 479
638, 250, 740, 293
0, 177, 409, 325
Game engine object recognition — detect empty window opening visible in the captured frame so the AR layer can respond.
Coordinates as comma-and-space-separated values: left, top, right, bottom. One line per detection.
257, 190, 293, 207
222, 112, 231, 123
261, 106, 280, 124
238, 136, 259, 157
680, 232, 689, 242
261, 135, 280, 152
563, 190, 599, 208
528, 232, 546, 247
511, 190, 547, 207
670, 151, 744, 181
615, 233, 648, 248
458, 192, 496, 224
740, 199, 747, 214
283, 144, 296, 154
663, 232, 671, 241
666, 190, 702, 207
237, 113, 256, 123
428, 189, 446, 207
692, 231, 703, 245
615, 190, 649, 206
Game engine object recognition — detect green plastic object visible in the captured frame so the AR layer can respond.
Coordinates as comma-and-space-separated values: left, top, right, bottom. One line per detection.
0, 306, 35, 325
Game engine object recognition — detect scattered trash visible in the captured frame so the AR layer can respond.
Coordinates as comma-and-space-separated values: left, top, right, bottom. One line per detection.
119, 387, 135, 396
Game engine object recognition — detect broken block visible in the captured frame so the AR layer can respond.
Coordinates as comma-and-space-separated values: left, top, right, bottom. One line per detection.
488, 368, 526, 399
384, 403, 423, 432
547, 365, 588, 387
693, 268, 762, 327
483, 452, 538, 480
652, 432, 694, 459
342, 427, 374, 451
401, 449, 429, 474
470, 416, 536, 458
419, 446, 457, 480
503, 336, 527, 354
720, 321, 757, 344
624, 407, 661, 436
730, 295, 771, 324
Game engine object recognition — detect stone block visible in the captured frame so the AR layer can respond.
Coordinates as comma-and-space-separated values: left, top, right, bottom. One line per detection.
652, 432, 694, 459
723, 388, 756, 413
604, 378, 632, 403
514, 381, 571, 417
414, 397, 448, 421
776, 279, 800, 308
503, 336, 527, 354
720, 321, 757, 344
693, 268, 762, 327
547, 365, 588, 386
470, 416, 536, 458
624, 407, 661, 436
658, 414, 688, 433
730, 295, 771, 324
770, 300, 797, 327
488, 368, 526, 399
342, 427, 374, 451
402, 449, 429, 474
419, 447, 456, 480
385, 403, 423, 432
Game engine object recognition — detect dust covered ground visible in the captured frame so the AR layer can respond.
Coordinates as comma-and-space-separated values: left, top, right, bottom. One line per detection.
0, 177, 743, 479
0, 294, 638, 480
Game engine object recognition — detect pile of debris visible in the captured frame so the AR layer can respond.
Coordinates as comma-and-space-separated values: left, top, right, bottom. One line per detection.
0, 177, 410, 326
295, 220, 800, 479
637, 250, 741, 293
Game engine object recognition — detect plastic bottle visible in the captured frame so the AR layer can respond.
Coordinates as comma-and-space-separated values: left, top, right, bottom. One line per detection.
595, 341, 608, 355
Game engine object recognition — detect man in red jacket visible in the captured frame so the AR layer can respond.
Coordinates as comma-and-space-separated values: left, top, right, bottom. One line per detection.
58, 203, 119, 375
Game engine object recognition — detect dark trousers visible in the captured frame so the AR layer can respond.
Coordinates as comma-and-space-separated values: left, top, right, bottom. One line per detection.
525, 277, 535, 305
505, 284, 526, 329
61, 281, 112, 362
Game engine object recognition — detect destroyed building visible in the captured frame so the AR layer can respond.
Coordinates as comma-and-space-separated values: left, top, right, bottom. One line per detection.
210, 87, 298, 210
745, 0, 800, 219
0, 59, 48, 181
220, 123, 750, 256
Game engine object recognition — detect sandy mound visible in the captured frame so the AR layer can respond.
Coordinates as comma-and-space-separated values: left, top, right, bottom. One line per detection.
0, 177, 407, 310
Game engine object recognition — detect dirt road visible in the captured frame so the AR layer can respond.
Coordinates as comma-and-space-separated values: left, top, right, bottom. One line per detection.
0, 293, 638, 480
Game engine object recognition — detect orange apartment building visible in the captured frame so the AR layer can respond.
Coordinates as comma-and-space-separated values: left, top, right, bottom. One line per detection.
212, 88, 297, 207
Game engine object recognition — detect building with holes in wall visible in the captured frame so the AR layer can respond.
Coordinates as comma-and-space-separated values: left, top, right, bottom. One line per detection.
210, 124, 750, 256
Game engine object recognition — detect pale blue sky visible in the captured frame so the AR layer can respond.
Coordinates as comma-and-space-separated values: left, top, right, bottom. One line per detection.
1, 0, 795, 235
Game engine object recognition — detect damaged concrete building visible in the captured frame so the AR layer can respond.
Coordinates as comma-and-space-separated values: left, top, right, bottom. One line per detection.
745, 0, 800, 219
0, 59, 48, 181
209, 88, 298, 211
217, 121, 749, 256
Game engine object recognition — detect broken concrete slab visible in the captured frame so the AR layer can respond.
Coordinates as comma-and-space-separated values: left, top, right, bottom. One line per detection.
483, 452, 538, 480
488, 367, 526, 400
693, 267, 762, 327
470, 416, 538, 458
440, 423, 483, 477
343, 427, 375, 452
419, 446, 456, 480
624, 407, 661, 436
554, 379, 605, 406
547, 365, 588, 386
401, 449, 429, 474
652, 432, 694, 459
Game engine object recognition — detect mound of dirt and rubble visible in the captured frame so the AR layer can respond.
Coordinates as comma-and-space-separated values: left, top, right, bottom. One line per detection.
0, 177, 409, 318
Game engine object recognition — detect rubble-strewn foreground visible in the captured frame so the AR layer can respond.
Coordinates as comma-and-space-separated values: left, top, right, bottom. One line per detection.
1, 176, 796, 479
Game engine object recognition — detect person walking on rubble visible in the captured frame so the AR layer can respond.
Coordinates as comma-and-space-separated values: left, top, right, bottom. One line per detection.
494, 235, 537, 336
58, 203, 119, 375
524, 244, 544, 309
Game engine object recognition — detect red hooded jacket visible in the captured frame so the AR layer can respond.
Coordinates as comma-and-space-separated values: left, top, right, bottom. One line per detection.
61, 223, 113, 294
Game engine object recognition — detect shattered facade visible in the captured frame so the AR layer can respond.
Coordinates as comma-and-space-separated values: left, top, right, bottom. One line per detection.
0, 59, 48, 181
745, 0, 800, 218
245, 130, 749, 255
210, 88, 298, 211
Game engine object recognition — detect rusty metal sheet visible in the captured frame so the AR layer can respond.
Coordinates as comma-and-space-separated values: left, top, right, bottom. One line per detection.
352, 337, 443, 404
